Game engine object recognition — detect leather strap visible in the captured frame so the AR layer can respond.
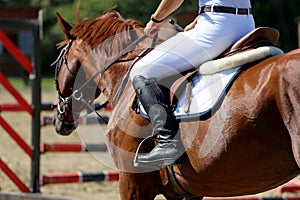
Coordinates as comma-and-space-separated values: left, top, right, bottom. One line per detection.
166, 166, 192, 198
200, 6, 252, 15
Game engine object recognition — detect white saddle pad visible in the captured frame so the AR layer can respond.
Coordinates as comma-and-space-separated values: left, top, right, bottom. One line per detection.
173, 67, 241, 120
139, 67, 242, 120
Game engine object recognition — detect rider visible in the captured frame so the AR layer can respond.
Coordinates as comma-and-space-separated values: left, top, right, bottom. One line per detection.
130, 0, 255, 168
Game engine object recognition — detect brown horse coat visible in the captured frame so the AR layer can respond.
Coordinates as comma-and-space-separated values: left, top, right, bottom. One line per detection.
54, 11, 300, 199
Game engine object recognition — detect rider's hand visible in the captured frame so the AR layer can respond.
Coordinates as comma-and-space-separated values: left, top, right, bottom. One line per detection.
144, 20, 163, 38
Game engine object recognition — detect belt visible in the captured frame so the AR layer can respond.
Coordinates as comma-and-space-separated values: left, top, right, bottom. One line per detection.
200, 6, 252, 15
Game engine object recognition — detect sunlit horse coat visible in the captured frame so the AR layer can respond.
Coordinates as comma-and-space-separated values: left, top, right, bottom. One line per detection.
53, 11, 300, 200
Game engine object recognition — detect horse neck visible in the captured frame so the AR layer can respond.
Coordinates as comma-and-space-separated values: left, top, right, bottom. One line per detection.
89, 37, 152, 105
99, 50, 143, 105
101, 64, 128, 101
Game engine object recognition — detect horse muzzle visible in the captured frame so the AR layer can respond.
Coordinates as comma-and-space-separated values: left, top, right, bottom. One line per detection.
53, 112, 78, 136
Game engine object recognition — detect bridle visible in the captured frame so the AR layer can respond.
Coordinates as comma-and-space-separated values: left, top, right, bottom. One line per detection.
52, 33, 153, 123
52, 39, 76, 116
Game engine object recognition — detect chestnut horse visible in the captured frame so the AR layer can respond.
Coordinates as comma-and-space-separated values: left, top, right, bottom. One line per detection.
53, 11, 300, 200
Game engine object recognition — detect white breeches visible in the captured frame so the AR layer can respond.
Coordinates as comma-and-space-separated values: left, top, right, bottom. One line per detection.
130, 12, 255, 81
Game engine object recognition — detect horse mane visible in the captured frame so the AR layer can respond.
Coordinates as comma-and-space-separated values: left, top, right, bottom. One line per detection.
59, 11, 144, 51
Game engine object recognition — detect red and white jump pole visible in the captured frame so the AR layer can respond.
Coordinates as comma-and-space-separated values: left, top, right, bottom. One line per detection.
40, 171, 119, 186
40, 102, 111, 126
276, 178, 300, 193
0, 26, 38, 192
40, 143, 107, 153
0, 158, 31, 192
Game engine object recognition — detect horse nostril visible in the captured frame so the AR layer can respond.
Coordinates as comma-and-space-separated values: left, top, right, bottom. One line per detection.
53, 112, 77, 136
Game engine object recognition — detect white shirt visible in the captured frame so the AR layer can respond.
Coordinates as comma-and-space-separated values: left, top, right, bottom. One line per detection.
199, 0, 252, 8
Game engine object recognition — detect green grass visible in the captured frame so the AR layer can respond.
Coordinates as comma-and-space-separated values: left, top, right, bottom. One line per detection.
41, 76, 56, 89
6, 76, 56, 90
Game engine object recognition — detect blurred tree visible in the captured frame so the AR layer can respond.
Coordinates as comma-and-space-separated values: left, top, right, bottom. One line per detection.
0, 0, 40, 6
116, 0, 197, 24
41, 0, 118, 75
40, 0, 199, 75
252, 0, 300, 51
0, 0, 30, 5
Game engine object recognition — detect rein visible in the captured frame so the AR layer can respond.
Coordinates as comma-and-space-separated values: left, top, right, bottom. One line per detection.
53, 33, 156, 124
71, 34, 149, 100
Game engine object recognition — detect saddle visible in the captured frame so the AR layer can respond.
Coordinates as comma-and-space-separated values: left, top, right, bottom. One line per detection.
170, 27, 280, 105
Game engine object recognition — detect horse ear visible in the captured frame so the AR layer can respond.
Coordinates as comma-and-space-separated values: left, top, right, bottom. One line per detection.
56, 12, 73, 39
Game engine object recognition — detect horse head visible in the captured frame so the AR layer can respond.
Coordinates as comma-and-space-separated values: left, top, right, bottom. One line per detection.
53, 12, 101, 135
53, 11, 147, 136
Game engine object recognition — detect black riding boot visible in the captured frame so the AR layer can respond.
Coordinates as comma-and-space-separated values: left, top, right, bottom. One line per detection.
132, 75, 184, 168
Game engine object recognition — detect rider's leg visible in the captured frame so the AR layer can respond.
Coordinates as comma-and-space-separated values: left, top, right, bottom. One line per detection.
130, 14, 254, 169
132, 75, 184, 168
